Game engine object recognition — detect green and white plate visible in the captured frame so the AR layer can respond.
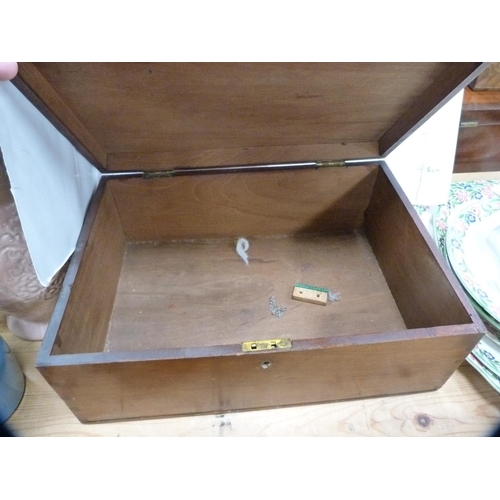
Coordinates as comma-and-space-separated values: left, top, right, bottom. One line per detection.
416, 180, 500, 392
445, 195, 500, 325
474, 336, 500, 377
433, 180, 500, 258
425, 181, 500, 337
467, 352, 500, 393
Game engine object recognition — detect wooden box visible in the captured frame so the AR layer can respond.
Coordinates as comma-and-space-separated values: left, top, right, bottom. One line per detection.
14, 63, 488, 423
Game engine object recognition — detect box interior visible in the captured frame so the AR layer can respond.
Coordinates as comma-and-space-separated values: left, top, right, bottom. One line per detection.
49, 165, 474, 356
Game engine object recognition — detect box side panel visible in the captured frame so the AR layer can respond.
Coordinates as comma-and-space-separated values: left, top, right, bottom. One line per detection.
52, 184, 126, 354
364, 166, 477, 329
109, 167, 378, 241
39, 332, 481, 423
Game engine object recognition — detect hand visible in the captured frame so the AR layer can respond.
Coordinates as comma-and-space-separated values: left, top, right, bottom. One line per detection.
0, 62, 18, 81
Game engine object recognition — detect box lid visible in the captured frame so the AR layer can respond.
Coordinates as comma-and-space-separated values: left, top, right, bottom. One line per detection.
14, 62, 487, 172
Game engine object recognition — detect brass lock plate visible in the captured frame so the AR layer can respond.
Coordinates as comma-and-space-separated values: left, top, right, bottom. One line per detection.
241, 338, 292, 352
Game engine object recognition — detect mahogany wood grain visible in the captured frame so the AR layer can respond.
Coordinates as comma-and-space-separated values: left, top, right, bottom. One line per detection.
469, 63, 500, 90
454, 125, 500, 173
462, 87, 500, 111
33, 62, 451, 166
364, 165, 482, 330
105, 233, 406, 352
454, 88, 500, 173
38, 329, 482, 423
10, 62, 493, 424
35, 165, 485, 423
107, 142, 380, 171
379, 63, 488, 157
109, 167, 379, 241
460, 111, 500, 127
50, 184, 126, 355
460, 88, 500, 127
14, 63, 107, 169
6, 316, 500, 435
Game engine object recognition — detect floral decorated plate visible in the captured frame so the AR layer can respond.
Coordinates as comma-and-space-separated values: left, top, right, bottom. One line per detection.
445, 195, 500, 325
458, 286, 500, 338
470, 296, 500, 338
427, 182, 500, 336
473, 336, 500, 376
467, 352, 500, 393
486, 330, 500, 348
433, 180, 500, 258
417, 180, 500, 389
416, 183, 500, 334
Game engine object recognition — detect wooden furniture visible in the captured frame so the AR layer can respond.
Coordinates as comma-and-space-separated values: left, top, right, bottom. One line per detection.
468, 63, 500, 91
10, 63, 490, 423
5, 173, 500, 436
455, 86, 500, 173
4, 316, 500, 436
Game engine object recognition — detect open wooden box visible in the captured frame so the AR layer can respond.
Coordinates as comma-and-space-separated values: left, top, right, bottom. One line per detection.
14, 63, 488, 423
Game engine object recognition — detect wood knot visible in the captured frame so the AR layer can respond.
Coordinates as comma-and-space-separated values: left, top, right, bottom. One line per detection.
414, 412, 433, 430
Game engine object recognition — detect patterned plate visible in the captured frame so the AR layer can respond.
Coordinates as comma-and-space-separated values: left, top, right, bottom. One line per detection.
474, 336, 500, 376
471, 297, 500, 337
459, 286, 500, 338
415, 181, 500, 393
445, 196, 500, 325
425, 181, 500, 335
467, 352, 500, 393
433, 180, 500, 257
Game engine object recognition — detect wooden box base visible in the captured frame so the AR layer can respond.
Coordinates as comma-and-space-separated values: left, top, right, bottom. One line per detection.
36, 163, 484, 423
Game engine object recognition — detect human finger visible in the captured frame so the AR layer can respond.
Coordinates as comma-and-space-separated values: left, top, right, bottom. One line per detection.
0, 62, 18, 81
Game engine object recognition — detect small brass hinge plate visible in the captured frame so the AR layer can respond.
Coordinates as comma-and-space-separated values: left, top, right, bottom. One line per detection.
241, 338, 292, 352
460, 121, 479, 128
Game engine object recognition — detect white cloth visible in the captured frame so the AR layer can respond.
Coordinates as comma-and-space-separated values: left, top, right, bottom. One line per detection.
0, 81, 101, 286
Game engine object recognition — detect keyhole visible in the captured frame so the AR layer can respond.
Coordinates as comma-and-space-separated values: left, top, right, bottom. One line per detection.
261, 361, 271, 369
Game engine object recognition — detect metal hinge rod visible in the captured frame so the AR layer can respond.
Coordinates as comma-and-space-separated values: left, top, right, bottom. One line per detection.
142, 159, 351, 179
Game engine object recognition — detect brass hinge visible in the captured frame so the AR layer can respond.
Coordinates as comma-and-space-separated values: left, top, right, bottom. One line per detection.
460, 121, 479, 128
142, 160, 348, 179
143, 170, 175, 179
241, 338, 292, 352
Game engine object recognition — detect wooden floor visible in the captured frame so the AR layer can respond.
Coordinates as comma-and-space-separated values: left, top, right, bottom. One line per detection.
4, 314, 500, 437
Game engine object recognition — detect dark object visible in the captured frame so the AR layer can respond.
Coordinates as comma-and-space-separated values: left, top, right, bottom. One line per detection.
0, 335, 25, 423
489, 422, 500, 437
0, 421, 15, 437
